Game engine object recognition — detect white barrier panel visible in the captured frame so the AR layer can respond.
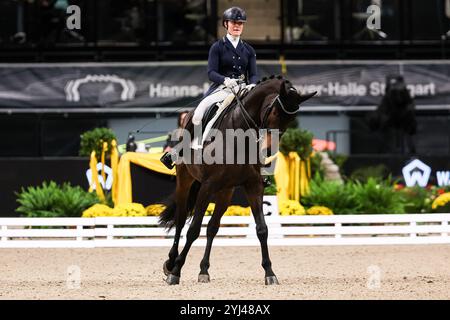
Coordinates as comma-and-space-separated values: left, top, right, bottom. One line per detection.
0, 214, 449, 248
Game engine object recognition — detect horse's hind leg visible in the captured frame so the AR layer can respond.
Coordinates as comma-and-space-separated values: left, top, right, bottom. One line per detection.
198, 188, 234, 283
166, 183, 213, 285
164, 166, 194, 276
244, 178, 279, 285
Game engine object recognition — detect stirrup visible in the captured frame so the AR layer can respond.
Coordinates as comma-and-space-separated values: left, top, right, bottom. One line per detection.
160, 151, 175, 169
191, 126, 203, 150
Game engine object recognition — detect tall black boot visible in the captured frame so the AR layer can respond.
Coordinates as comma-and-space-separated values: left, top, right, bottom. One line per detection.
160, 150, 177, 169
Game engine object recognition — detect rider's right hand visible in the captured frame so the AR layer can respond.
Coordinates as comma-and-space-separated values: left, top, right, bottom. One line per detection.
223, 77, 238, 89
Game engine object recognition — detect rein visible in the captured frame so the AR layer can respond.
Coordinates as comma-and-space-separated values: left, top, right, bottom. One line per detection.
230, 87, 287, 142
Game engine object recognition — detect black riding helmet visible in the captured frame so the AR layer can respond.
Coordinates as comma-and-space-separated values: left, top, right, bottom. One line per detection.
222, 7, 247, 28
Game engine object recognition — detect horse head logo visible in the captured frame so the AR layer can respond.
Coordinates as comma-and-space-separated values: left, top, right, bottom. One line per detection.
65, 75, 136, 102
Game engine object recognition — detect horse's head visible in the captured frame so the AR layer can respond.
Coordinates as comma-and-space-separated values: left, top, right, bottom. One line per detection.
262, 78, 317, 134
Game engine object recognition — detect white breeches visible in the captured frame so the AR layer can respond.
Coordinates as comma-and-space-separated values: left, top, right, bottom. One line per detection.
192, 86, 232, 125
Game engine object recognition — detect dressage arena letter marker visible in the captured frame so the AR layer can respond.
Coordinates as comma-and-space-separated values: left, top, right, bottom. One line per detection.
67, 265, 81, 289
367, 265, 382, 290
66, 5, 81, 30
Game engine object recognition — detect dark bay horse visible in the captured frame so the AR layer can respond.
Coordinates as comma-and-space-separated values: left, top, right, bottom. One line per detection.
159, 75, 316, 285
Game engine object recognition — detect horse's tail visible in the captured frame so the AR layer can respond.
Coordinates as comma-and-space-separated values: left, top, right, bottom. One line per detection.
159, 180, 201, 231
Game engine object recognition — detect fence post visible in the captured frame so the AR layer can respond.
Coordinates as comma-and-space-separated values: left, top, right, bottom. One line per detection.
335, 223, 342, 238
410, 221, 417, 237
1, 225, 7, 242
76, 225, 83, 241
107, 224, 114, 241
441, 220, 448, 238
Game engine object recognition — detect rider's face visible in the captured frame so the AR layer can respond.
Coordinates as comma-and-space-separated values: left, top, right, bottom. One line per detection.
227, 20, 244, 37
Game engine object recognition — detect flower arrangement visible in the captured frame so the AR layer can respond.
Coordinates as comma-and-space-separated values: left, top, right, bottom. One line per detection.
82, 203, 147, 217
205, 203, 251, 216
431, 192, 450, 213
224, 205, 251, 216
82, 203, 113, 217
112, 203, 147, 217
306, 206, 333, 215
146, 204, 166, 216
279, 200, 306, 216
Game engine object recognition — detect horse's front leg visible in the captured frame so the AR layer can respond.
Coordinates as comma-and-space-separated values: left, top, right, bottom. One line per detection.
163, 167, 194, 276
244, 177, 279, 285
198, 188, 234, 283
166, 183, 213, 285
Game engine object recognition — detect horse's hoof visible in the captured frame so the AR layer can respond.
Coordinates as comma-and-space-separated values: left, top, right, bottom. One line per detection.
265, 276, 279, 285
198, 274, 210, 283
166, 274, 180, 285
163, 260, 171, 276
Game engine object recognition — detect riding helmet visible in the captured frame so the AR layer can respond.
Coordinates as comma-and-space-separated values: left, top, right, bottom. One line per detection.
222, 7, 247, 28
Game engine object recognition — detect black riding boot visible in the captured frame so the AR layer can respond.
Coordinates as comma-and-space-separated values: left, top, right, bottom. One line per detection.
160, 149, 177, 169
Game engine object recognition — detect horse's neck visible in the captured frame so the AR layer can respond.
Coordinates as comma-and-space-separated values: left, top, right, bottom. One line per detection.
237, 86, 278, 126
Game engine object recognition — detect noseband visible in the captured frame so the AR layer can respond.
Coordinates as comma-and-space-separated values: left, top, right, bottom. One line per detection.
231, 86, 297, 142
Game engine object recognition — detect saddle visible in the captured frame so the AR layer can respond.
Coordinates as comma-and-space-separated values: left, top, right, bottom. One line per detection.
159, 86, 252, 168
192, 86, 253, 148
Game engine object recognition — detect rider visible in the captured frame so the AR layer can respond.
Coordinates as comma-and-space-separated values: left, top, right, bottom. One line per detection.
160, 6, 259, 168
192, 6, 258, 127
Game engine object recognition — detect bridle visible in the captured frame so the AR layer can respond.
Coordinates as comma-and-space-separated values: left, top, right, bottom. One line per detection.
231, 87, 294, 142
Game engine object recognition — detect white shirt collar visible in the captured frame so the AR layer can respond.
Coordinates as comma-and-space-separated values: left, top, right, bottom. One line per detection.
226, 33, 240, 48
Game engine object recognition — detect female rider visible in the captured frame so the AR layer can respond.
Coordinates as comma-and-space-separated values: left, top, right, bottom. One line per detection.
161, 6, 259, 167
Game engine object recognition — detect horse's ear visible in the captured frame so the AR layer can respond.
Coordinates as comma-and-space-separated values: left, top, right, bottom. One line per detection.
298, 91, 318, 103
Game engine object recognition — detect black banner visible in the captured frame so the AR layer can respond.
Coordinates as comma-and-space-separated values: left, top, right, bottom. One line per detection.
0, 61, 449, 108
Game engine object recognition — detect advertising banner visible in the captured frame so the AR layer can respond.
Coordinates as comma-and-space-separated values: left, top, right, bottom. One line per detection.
0, 61, 449, 109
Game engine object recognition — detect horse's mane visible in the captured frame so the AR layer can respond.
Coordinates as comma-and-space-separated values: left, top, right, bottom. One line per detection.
243, 74, 291, 101
255, 74, 285, 86
250, 74, 295, 94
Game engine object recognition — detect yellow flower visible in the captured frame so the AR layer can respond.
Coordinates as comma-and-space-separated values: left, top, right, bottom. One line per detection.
112, 203, 147, 217
205, 203, 216, 216
146, 204, 166, 216
204, 203, 251, 216
432, 192, 450, 210
82, 203, 113, 218
224, 205, 251, 216
306, 206, 334, 215
279, 200, 306, 215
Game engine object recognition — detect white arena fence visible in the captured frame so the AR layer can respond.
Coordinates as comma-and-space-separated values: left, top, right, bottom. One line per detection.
1, 214, 450, 248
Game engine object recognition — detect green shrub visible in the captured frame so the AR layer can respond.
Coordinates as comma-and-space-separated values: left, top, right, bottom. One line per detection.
301, 174, 359, 214
15, 181, 62, 217
302, 175, 406, 214
79, 127, 117, 160
263, 176, 277, 195
279, 128, 313, 159
353, 178, 405, 214
16, 181, 100, 217
433, 202, 450, 213
399, 186, 432, 213
350, 164, 388, 183
57, 183, 100, 217
310, 152, 324, 179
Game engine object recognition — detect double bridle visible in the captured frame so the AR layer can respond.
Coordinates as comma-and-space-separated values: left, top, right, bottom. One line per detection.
231, 87, 295, 142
